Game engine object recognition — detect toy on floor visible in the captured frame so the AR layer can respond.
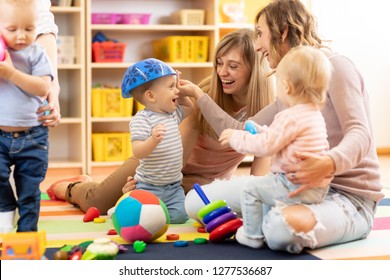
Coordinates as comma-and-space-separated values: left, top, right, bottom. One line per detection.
133, 240, 146, 253
83, 206, 100, 222
194, 183, 242, 242
0, 35, 6, 61
111, 189, 170, 243
81, 237, 119, 260
1, 231, 46, 260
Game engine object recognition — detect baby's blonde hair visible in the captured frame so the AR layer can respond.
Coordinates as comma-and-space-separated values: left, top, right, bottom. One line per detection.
277, 45, 332, 106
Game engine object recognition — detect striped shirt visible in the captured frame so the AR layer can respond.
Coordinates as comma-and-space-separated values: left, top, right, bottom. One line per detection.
130, 106, 184, 186
230, 103, 329, 174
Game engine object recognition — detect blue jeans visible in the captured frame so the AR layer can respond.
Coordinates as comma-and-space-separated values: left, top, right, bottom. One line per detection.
241, 173, 329, 240
136, 181, 188, 224
0, 125, 48, 232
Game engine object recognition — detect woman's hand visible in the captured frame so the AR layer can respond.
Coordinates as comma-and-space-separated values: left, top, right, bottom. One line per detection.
282, 152, 335, 197
178, 79, 205, 100
37, 85, 61, 127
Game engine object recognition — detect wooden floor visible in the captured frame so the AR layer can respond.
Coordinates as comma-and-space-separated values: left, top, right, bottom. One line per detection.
40, 155, 390, 193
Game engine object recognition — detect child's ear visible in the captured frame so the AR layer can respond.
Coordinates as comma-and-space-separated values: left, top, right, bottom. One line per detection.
283, 80, 292, 95
144, 90, 156, 102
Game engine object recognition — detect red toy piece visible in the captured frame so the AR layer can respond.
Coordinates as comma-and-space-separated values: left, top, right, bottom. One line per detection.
107, 229, 117, 235
83, 207, 100, 222
166, 233, 180, 240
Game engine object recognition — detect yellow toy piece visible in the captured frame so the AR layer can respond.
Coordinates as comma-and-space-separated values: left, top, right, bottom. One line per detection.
93, 217, 106, 223
0, 231, 46, 260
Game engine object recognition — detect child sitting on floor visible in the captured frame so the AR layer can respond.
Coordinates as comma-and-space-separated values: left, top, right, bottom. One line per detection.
120, 58, 193, 224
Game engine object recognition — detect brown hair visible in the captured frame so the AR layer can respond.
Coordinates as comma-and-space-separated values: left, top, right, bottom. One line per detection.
255, 0, 327, 65
129, 80, 155, 104
198, 28, 275, 139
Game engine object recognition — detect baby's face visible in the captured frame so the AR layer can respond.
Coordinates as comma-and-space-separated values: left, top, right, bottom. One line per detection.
0, 1, 38, 51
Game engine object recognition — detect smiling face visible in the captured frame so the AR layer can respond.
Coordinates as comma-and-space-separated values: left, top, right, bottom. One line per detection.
254, 14, 290, 70
0, 0, 38, 51
216, 48, 251, 99
147, 75, 179, 113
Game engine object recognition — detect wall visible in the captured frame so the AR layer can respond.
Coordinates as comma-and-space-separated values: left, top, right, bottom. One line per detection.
310, 0, 390, 148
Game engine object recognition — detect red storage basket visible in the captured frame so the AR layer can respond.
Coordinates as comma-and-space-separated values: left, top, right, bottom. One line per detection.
92, 42, 126, 62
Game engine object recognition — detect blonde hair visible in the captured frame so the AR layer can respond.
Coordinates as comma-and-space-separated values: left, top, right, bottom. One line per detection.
277, 45, 331, 106
198, 28, 275, 139
255, 0, 329, 67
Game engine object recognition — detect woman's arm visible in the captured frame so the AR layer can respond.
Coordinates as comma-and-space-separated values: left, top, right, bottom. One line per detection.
0, 52, 51, 97
180, 104, 201, 165
197, 94, 282, 136
250, 156, 271, 176
36, 0, 61, 127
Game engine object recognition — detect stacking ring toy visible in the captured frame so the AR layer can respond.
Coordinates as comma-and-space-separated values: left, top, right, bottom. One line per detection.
194, 183, 242, 242
203, 206, 231, 224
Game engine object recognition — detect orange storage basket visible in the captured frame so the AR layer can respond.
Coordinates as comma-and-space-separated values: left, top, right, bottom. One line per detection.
92, 42, 126, 62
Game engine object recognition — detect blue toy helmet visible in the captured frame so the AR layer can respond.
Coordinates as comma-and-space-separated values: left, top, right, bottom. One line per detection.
121, 58, 176, 98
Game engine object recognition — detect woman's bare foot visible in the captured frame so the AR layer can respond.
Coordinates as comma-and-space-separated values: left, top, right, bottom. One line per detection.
47, 175, 92, 201
122, 176, 138, 194
50, 182, 68, 200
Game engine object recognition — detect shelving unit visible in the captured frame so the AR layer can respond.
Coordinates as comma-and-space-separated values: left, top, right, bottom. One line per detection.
85, 0, 217, 174
49, 0, 86, 173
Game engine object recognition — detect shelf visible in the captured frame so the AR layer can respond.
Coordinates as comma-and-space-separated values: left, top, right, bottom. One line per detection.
90, 62, 213, 69
91, 24, 216, 31
49, 0, 86, 173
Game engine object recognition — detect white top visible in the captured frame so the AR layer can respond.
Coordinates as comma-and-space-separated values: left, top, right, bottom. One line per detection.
130, 106, 185, 186
37, 0, 58, 37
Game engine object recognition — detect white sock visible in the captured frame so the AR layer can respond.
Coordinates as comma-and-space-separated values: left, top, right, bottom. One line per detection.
0, 210, 16, 233
235, 226, 264, 249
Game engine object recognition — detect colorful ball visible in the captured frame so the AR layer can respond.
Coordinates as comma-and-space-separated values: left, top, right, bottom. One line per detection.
111, 190, 170, 243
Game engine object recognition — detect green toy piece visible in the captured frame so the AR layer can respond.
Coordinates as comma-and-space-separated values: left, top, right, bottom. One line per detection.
133, 240, 146, 253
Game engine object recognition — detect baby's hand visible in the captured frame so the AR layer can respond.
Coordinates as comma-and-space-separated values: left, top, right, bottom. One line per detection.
151, 124, 166, 143
219, 129, 234, 148
122, 176, 137, 194
0, 51, 14, 80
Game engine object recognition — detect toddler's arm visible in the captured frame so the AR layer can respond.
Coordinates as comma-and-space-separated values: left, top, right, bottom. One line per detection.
132, 124, 166, 159
0, 51, 50, 97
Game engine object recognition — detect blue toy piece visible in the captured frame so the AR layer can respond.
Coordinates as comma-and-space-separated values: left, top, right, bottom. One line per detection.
92, 31, 108, 43
194, 183, 211, 205
244, 120, 257, 135
121, 58, 176, 98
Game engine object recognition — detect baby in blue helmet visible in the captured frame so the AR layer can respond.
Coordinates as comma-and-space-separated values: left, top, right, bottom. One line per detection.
121, 58, 193, 224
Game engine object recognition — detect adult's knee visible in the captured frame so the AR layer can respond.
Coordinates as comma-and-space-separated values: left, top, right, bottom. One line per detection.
184, 189, 203, 221
263, 205, 316, 254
